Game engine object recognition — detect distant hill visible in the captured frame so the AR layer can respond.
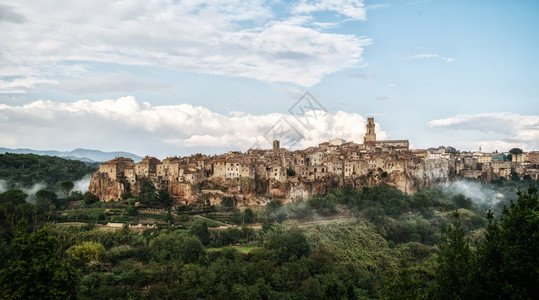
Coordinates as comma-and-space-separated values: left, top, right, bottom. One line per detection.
0, 147, 143, 163
0, 153, 97, 190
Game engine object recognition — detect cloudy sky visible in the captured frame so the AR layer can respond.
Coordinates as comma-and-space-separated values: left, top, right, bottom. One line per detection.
0, 0, 538, 158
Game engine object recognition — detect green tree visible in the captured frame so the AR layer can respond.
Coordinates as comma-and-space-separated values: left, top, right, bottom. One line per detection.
83, 191, 98, 205
137, 181, 158, 206
452, 194, 472, 210
189, 220, 210, 245
434, 212, 473, 299
179, 236, 204, 263
287, 168, 296, 176
66, 241, 105, 267
308, 194, 338, 216
244, 208, 255, 223
267, 230, 310, 262
149, 233, 182, 262
0, 219, 79, 299
158, 189, 173, 208
509, 148, 523, 155
473, 184, 538, 298
221, 196, 235, 209
382, 261, 430, 299
68, 190, 83, 201
35, 189, 57, 207
0, 189, 27, 205
59, 180, 74, 199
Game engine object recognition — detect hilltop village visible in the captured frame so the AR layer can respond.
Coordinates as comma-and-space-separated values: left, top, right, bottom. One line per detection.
89, 118, 539, 205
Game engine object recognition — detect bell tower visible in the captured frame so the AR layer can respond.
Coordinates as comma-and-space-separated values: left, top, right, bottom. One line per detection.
273, 140, 280, 151
364, 117, 376, 143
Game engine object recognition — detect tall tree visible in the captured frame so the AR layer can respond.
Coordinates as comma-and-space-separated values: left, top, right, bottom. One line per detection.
35, 189, 57, 207
434, 212, 473, 299
479, 184, 538, 298
509, 148, 523, 155
189, 220, 210, 246
0, 190, 27, 205
137, 180, 158, 206
59, 180, 74, 199
0, 219, 79, 299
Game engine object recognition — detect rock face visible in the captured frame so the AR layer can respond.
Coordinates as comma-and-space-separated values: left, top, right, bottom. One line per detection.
89, 172, 128, 202
88, 156, 452, 205
407, 158, 452, 191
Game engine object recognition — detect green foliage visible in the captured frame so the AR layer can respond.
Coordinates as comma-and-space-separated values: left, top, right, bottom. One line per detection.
69, 190, 83, 201
382, 261, 432, 299
0, 220, 79, 299
158, 189, 172, 208
189, 220, 210, 245
433, 185, 539, 299
136, 180, 158, 205
0, 153, 95, 190
178, 214, 189, 222
286, 168, 296, 176
120, 191, 133, 200
135, 181, 172, 208
509, 148, 523, 155
244, 208, 255, 223
149, 232, 203, 263
308, 194, 338, 215
267, 230, 310, 262
434, 212, 473, 299
266, 199, 286, 222
221, 196, 235, 208
83, 191, 98, 204
0, 189, 27, 205
472, 184, 538, 298
126, 205, 138, 216
1, 177, 536, 299
452, 194, 473, 210
304, 221, 397, 276
35, 189, 57, 206
66, 241, 105, 266
60, 180, 74, 198
360, 184, 410, 217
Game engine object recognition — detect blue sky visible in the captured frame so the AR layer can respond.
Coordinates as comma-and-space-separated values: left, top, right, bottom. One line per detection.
0, 0, 538, 158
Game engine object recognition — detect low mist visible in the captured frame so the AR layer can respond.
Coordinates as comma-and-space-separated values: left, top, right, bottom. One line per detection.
438, 180, 505, 210
19, 182, 47, 203
73, 174, 92, 193
0, 179, 7, 193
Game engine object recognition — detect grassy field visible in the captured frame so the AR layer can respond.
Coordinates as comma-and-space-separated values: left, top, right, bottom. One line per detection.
205, 244, 260, 254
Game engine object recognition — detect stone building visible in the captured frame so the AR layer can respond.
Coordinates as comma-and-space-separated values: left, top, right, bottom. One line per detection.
135, 156, 160, 177
98, 157, 135, 179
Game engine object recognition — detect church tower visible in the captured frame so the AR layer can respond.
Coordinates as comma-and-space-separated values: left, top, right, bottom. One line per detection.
273, 140, 280, 151
364, 117, 376, 143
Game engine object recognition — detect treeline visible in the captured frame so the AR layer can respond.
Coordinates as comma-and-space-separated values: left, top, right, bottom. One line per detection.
0, 182, 537, 299
0, 153, 96, 190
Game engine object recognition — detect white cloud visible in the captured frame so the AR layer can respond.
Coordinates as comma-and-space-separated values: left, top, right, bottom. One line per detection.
294, 0, 366, 20
0, 0, 370, 90
428, 113, 539, 152
347, 73, 376, 81
400, 53, 454, 63
366, 3, 389, 11
0, 96, 388, 158
0, 77, 58, 94
0, 3, 25, 23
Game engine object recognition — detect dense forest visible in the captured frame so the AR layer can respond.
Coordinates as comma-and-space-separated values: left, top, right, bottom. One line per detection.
0, 153, 97, 191
0, 152, 537, 299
